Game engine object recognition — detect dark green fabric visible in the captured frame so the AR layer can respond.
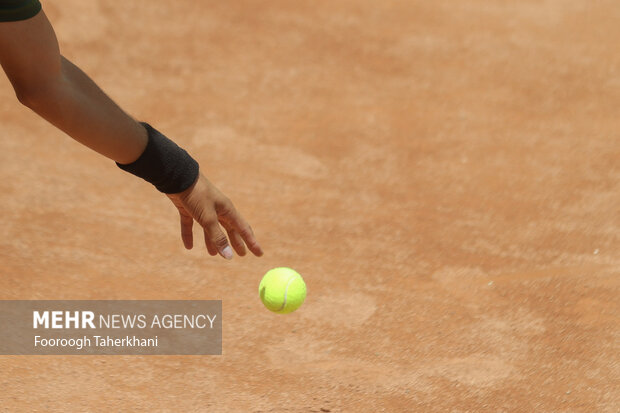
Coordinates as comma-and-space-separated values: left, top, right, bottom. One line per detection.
0, 0, 42, 22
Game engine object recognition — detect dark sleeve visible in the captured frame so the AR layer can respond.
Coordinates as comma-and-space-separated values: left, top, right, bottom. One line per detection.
0, 0, 42, 22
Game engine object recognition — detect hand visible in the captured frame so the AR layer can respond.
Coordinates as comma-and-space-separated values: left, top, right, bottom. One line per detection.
166, 173, 263, 259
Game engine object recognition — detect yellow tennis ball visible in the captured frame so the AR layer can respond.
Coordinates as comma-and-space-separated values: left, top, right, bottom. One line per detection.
259, 267, 306, 314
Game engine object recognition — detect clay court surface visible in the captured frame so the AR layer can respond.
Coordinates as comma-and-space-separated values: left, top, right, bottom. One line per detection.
1, 0, 619, 411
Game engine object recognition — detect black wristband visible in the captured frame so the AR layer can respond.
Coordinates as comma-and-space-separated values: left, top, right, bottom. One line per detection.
116, 123, 199, 194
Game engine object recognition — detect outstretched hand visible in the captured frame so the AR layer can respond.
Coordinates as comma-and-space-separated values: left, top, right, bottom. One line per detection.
166, 173, 263, 260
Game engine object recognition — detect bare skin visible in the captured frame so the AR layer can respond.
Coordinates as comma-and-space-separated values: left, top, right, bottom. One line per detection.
0, 10, 262, 260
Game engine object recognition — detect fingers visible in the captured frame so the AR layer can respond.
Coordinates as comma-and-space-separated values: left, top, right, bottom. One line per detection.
236, 224, 263, 257
224, 226, 246, 256
179, 210, 194, 250
202, 228, 219, 256
171, 174, 263, 260
203, 218, 233, 260
217, 202, 264, 257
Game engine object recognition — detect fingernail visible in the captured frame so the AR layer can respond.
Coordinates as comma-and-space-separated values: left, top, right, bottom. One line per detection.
221, 246, 233, 260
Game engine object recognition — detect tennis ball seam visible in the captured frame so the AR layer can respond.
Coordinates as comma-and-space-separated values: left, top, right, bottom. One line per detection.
276, 274, 299, 312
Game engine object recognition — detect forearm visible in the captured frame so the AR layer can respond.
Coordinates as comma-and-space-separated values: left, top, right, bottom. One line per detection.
0, 10, 146, 164
20, 56, 147, 164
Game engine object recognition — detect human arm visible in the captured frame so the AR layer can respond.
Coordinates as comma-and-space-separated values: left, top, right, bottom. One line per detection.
0, 9, 262, 258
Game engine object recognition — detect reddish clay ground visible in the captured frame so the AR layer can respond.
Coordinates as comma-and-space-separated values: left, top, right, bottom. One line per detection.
1, 1, 619, 411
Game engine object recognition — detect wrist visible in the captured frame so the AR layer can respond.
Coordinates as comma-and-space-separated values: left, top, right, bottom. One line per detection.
116, 123, 199, 194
